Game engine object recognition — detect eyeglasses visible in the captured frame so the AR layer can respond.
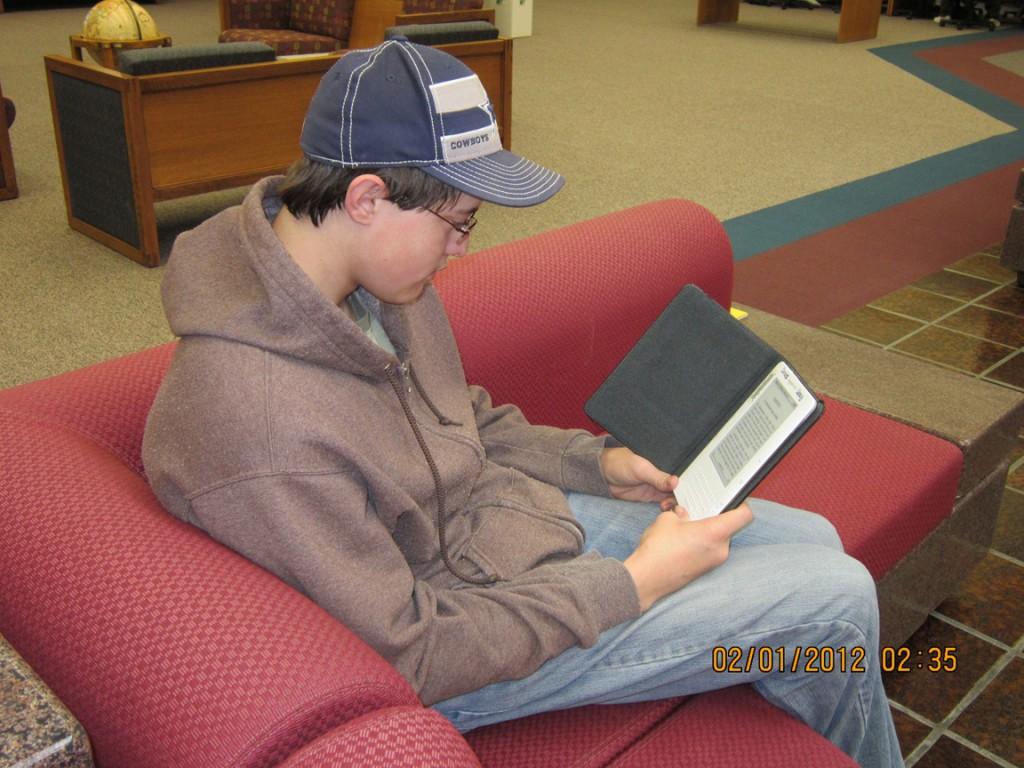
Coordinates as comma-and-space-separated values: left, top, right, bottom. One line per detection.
425, 208, 478, 239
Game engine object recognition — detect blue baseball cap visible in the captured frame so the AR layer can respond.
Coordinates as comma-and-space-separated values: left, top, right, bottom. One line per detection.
300, 39, 564, 207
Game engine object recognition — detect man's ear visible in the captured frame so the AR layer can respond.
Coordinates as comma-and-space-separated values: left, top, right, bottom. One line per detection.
344, 174, 389, 225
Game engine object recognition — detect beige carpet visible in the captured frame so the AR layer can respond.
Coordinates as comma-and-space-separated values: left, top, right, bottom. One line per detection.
0, 0, 1014, 388
987, 48, 1024, 73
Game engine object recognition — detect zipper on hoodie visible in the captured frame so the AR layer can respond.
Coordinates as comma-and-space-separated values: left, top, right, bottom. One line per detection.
395, 361, 413, 393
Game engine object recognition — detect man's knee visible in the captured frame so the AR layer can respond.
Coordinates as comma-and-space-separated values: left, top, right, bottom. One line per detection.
803, 512, 843, 551
814, 552, 879, 644
744, 499, 844, 551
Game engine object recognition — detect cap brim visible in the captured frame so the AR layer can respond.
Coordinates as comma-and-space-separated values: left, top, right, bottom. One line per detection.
420, 150, 564, 208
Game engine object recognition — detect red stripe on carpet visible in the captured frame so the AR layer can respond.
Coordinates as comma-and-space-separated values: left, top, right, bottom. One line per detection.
918, 35, 1024, 107
733, 162, 1021, 326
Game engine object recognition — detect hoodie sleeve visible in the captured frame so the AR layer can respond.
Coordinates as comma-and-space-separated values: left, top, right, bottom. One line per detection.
468, 384, 615, 497
187, 471, 640, 705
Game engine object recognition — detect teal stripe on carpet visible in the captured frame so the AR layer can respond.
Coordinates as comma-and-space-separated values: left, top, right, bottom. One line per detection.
726, 30, 1024, 261
871, 29, 1024, 127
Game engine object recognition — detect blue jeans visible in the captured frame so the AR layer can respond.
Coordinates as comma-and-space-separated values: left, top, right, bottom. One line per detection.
434, 494, 904, 768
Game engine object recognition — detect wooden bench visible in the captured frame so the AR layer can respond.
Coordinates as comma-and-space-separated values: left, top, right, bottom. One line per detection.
697, 0, 883, 42
44, 40, 511, 267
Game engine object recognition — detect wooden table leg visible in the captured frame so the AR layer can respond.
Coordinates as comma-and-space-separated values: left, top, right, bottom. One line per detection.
697, 0, 741, 25
837, 0, 882, 41
696, 0, 880, 41
0, 83, 17, 201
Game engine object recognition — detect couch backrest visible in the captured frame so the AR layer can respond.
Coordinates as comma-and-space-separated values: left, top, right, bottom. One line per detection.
290, 0, 356, 41
1, 198, 732, 469
222, 0, 292, 30
0, 342, 175, 475
436, 199, 734, 432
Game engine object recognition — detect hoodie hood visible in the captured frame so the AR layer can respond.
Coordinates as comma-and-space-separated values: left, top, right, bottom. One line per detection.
161, 177, 411, 379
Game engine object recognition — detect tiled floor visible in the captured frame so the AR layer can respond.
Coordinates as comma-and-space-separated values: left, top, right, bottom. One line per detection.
821, 246, 1024, 768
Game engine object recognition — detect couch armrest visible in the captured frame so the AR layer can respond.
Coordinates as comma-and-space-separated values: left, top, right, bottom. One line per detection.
278, 706, 481, 767
743, 307, 1024, 496
0, 408, 419, 768
117, 42, 276, 75
436, 199, 734, 432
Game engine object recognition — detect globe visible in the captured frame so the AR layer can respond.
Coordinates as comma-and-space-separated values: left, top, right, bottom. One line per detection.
81, 0, 161, 63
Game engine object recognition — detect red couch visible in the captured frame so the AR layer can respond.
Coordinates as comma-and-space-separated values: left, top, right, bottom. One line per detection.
1, 199, 1021, 767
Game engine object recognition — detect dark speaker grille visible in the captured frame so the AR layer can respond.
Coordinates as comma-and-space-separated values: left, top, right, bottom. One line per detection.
52, 73, 139, 248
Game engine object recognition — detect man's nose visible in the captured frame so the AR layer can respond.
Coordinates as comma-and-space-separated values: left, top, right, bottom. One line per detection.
448, 236, 470, 259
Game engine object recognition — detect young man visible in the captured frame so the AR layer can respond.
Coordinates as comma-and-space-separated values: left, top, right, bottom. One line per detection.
143, 40, 903, 767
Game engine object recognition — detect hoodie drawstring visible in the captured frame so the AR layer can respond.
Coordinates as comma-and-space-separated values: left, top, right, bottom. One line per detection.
384, 362, 495, 586
408, 364, 462, 427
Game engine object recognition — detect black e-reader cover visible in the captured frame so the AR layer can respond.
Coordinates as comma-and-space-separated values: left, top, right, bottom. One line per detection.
584, 284, 824, 517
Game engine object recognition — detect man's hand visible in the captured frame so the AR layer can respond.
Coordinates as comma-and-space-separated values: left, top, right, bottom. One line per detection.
600, 446, 678, 505
624, 503, 753, 611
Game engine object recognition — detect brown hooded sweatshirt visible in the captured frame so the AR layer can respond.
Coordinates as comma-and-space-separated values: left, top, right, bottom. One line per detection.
142, 178, 641, 705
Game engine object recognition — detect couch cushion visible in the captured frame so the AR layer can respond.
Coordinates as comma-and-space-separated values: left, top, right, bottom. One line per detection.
117, 42, 276, 75
465, 699, 684, 768
219, 27, 344, 55
466, 686, 858, 768
753, 394, 963, 580
611, 687, 858, 767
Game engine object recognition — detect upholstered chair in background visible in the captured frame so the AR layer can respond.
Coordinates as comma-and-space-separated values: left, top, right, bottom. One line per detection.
218, 0, 356, 55
347, 0, 489, 48
217, 0, 487, 56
